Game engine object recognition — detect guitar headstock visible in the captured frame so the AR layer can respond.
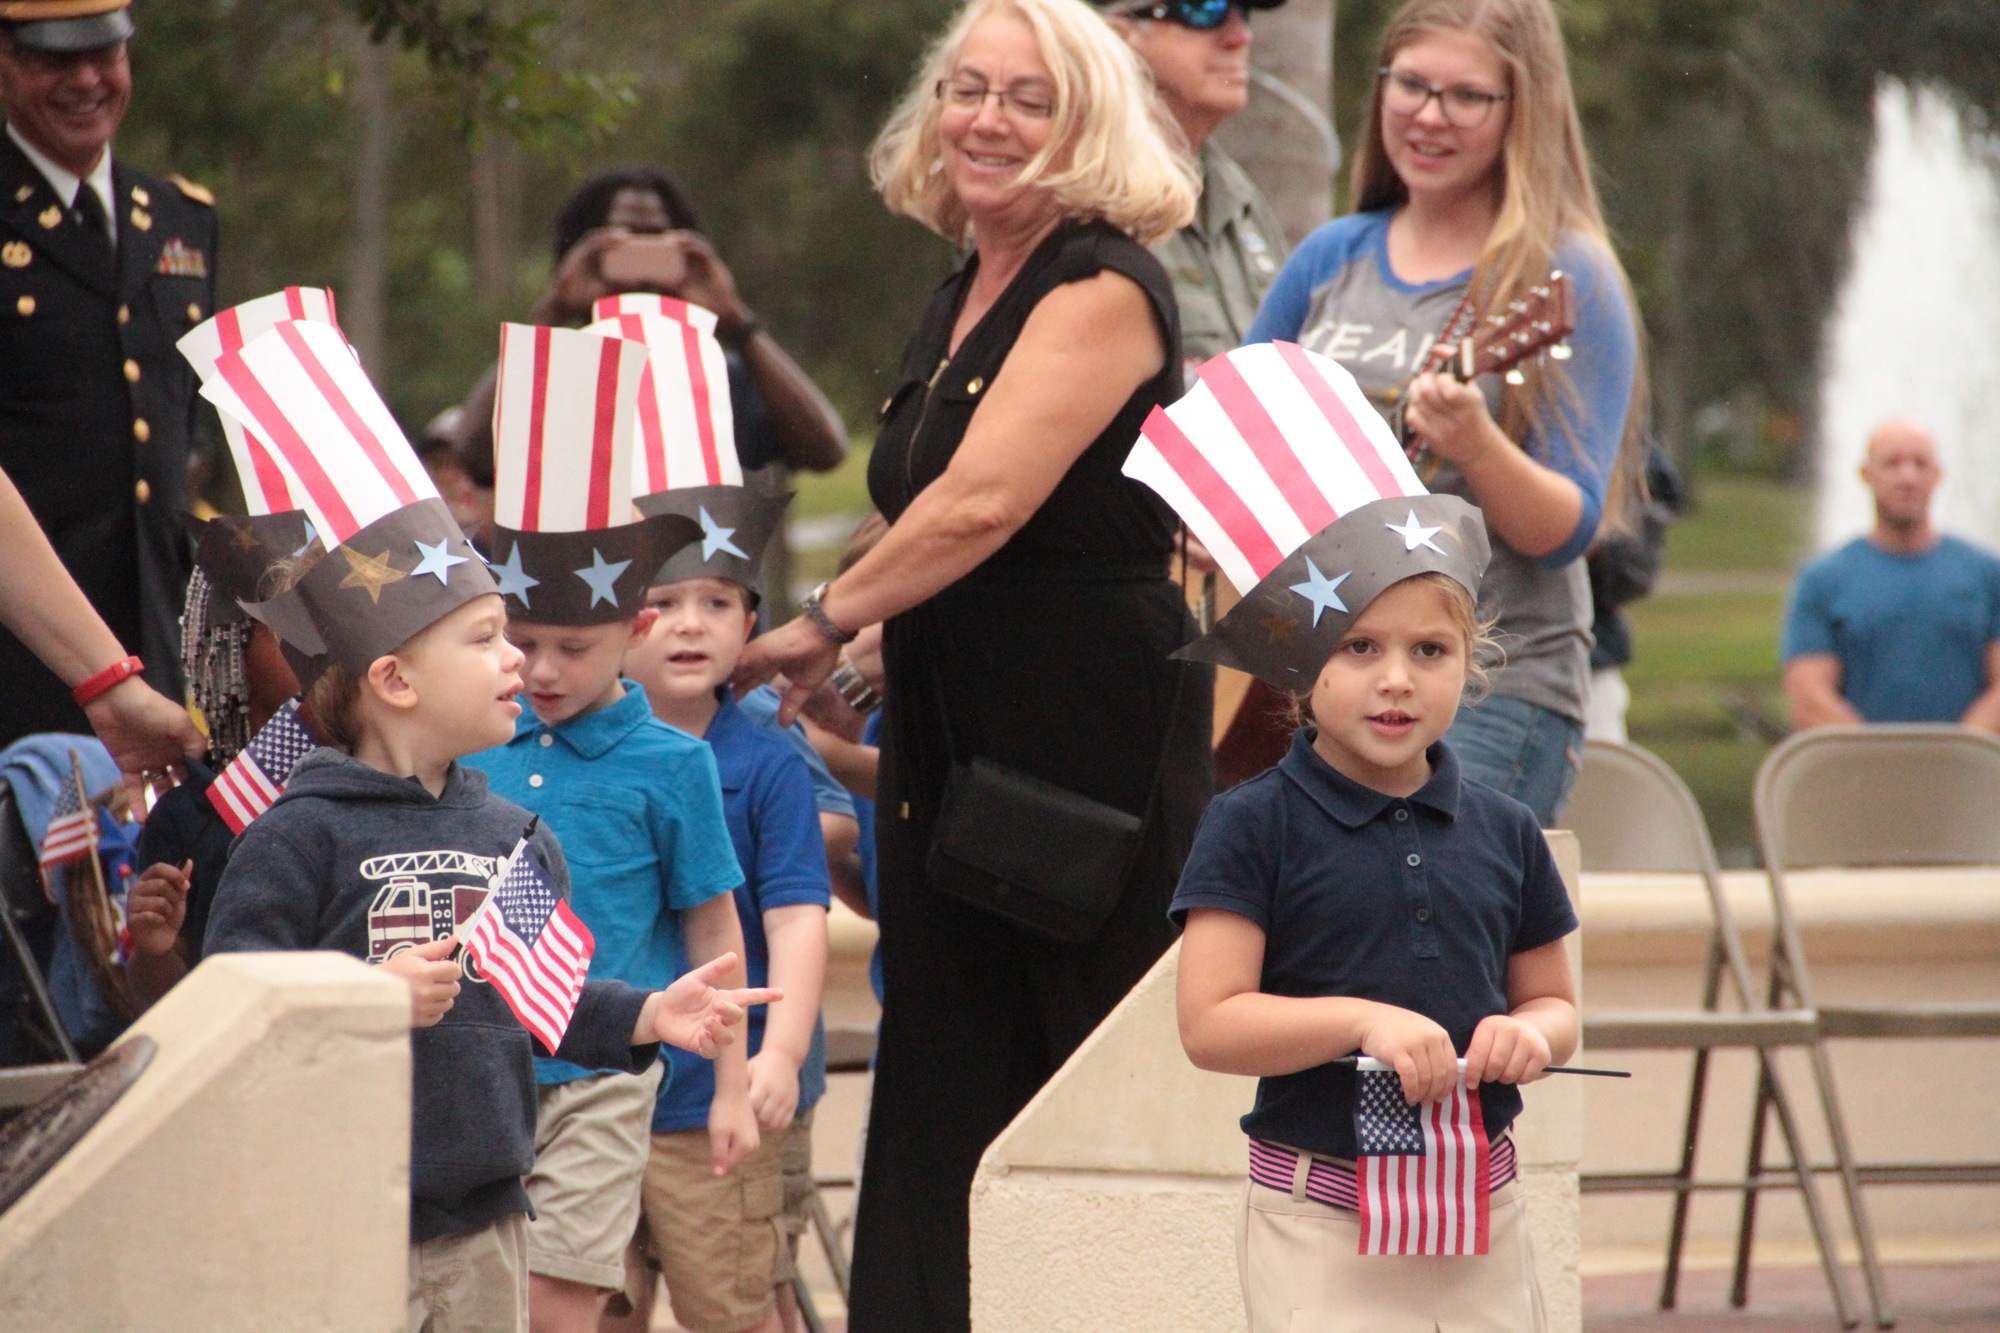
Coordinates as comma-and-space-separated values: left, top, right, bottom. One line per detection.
1449, 271, 1576, 382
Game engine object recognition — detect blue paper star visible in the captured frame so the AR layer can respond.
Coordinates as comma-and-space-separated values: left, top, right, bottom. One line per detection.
1386, 509, 1446, 555
411, 537, 469, 585
574, 548, 633, 608
1288, 558, 1351, 627
699, 506, 746, 562
487, 546, 541, 607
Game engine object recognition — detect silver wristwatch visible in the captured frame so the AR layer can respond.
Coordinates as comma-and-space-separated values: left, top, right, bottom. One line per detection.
800, 581, 857, 645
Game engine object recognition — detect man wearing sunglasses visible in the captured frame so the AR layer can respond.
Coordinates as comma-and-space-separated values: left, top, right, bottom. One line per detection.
1098, 0, 1289, 380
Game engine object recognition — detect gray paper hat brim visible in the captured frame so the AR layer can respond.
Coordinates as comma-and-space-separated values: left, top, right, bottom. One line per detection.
1176, 494, 1492, 692
487, 512, 702, 626
189, 512, 317, 622
636, 484, 793, 604
247, 497, 499, 676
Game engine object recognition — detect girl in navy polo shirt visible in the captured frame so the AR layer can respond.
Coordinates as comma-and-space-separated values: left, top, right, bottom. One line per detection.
1170, 490, 1579, 1332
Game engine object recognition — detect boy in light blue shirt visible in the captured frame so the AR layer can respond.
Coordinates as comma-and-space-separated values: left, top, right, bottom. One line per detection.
466, 324, 754, 1331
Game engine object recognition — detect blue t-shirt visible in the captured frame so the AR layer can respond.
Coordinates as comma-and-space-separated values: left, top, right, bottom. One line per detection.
737, 684, 858, 821
469, 681, 743, 1085
1169, 731, 1578, 1160
654, 690, 832, 1132
1782, 535, 2000, 723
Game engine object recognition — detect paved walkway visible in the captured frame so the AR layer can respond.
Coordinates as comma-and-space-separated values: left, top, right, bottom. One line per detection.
1584, 1262, 2000, 1331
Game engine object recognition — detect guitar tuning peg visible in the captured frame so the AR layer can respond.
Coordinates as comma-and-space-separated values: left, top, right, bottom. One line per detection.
1505, 367, 1527, 386
1549, 343, 1573, 361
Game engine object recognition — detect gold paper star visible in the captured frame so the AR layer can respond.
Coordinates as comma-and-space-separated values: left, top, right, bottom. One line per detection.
231, 525, 261, 552
1259, 614, 1298, 646
337, 545, 407, 604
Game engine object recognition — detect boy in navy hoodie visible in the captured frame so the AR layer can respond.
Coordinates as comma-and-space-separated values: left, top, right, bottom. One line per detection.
193, 304, 770, 1332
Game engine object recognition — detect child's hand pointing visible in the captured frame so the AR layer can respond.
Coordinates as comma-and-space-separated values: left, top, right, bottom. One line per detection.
640, 951, 782, 1058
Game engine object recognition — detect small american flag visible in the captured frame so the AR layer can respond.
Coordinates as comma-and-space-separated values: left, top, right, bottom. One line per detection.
38, 751, 97, 871
1354, 1058, 1490, 1256
207, 700, 319, 833
462, 824, 596, 1054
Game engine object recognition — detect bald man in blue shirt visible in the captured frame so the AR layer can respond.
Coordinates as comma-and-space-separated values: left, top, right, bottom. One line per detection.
1783, 419, 2000, 731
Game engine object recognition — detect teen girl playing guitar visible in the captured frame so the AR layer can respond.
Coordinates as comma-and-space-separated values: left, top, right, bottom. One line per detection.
1246, 0, 1642, 824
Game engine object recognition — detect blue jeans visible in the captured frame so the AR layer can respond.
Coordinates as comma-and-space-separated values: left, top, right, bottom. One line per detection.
1446, 694, 1584, 827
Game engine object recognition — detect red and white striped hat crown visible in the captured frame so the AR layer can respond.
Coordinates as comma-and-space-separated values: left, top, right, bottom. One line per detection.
491, 323, 651, 534
1123, 341, 1427, 594
587, 294, 739, 495
191, 312, 496, 673
178, 287, 341, 518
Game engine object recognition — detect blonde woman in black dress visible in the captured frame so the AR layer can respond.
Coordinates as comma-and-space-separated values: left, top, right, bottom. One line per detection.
732, 0, 1212, 1324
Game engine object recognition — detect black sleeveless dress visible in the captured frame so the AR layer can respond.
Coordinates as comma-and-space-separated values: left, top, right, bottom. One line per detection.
851, 219, 1214, 1330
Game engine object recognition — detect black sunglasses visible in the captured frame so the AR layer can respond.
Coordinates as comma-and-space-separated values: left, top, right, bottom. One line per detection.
1115, 0, 1245, 31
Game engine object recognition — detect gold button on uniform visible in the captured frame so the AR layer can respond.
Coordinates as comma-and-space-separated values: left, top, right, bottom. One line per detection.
15, 295, 32, 316
132, 418, 150, 443
134, 479, 151, 504
966, 377, 985, 394
123, 359, 140, 384
186, 303, 201, 322
117, 304, 129, 325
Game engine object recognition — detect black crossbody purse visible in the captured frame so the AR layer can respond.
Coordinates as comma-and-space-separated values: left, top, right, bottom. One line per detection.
924, 649, 1186, 945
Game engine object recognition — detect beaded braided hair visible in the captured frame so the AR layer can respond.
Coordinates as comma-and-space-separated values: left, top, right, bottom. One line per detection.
180, 566, 257, 769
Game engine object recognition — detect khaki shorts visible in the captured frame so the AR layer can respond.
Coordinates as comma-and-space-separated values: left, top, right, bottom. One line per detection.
623, 1110, 815, 1333
408, 1212, 527, 1333
523, 1063, 666, 1290
1238, 1176, 1547, 1333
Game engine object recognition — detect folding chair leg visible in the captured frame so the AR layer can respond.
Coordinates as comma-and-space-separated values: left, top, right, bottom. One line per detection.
0, 896, 75, 1064
804, 1182, 851, 1302
1804, 1043, 1895, 1328
791, 1273, 826, 1333
1760, 1049, 1861, 1328
1658, 1044, 1713, 1310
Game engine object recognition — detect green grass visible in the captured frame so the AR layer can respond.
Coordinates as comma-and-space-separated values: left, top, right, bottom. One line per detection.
791, 440, 875, 523
1621, 474, 1810, 863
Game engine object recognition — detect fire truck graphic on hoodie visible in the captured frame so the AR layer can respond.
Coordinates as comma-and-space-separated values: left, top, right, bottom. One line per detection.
363, 848, 504, 980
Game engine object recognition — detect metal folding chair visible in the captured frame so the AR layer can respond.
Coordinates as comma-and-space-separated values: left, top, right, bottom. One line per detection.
788, 1023, 875, 1333
1746, 725, 2000, 1328
1570, 740, 1860, 1326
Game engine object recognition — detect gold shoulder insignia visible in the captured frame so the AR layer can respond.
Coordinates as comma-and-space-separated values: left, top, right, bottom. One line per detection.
167, 173, 215, 207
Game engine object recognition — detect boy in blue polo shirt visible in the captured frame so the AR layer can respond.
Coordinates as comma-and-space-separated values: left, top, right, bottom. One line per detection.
466, 325, 754, 1333
615, 481, 831, 1333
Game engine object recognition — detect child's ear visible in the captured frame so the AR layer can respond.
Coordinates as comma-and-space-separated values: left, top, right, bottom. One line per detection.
366, 654, 421, 713
628, 607, 660, 646
740, 607, 758, 646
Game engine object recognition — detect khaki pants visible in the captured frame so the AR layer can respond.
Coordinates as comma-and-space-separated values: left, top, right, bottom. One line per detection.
1238, 1177, 1547, 1333
408, 1212, 528, 1333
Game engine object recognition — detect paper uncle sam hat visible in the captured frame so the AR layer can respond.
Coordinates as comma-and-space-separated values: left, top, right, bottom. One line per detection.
1122, 341, 1490, 691
193, 316, 498, 674
636, 477, 792, 605
485, 324, 700, 625
587, 294, 739, 494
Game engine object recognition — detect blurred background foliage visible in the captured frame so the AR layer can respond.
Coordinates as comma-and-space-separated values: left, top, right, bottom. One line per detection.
121, 0, 2000, 465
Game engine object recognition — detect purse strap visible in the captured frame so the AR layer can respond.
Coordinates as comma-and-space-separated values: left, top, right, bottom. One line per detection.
922, 597, 1191, 828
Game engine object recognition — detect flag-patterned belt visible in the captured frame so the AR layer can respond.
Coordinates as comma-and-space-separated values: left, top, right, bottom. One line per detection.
1249, 1133, 1517, 1213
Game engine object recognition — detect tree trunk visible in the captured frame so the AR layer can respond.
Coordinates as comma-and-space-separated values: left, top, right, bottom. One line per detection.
345, 36, 393, 369
1214, 0, 1339, 245
471, 133, 521, 307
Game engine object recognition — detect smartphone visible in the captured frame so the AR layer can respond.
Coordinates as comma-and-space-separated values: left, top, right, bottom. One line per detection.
599, 235, 688, 292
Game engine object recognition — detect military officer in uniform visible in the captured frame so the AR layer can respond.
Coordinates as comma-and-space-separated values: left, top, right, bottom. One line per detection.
0, 0, 216, 745
1100, 0, 1290, 376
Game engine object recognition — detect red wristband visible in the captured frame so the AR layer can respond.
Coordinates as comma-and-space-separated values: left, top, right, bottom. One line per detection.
72, 655, 143, 708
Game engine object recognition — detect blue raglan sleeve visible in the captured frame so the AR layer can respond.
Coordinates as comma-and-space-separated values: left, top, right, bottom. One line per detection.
1244, 212, 1384, 347
1528, 236, 1639, 568
656, 744, 743, 912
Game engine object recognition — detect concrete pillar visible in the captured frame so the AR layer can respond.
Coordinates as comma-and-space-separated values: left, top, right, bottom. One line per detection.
967, 831, 1584, 1331
0, 953, 411, 1330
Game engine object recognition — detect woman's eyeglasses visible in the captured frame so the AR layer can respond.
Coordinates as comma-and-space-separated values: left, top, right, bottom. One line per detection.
1116, 0, 1245, 32
936, 75, 1056, 122
1378, 69, 1510, 129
